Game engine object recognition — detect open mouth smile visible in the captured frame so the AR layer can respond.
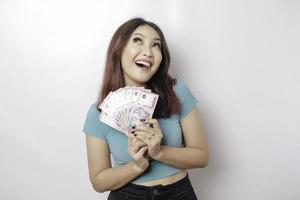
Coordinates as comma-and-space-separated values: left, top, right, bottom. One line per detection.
135, 59, 153, 69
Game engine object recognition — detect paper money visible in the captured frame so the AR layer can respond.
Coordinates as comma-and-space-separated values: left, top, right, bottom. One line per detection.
99, 86, 159, 135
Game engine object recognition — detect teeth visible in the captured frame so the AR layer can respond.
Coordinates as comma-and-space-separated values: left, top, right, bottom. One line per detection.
135, 60, 151, 67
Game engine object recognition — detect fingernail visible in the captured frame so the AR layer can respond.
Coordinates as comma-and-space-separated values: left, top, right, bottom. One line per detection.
131, 130, 135, 134
132, 126, 136, 129
140, 119, 145, 122
134, 134, 137, 136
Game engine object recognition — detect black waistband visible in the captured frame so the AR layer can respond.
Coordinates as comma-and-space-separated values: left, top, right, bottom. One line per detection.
124, 174, 190, 191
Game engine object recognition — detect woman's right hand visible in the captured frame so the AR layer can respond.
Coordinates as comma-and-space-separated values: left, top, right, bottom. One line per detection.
127, 134, 149, 173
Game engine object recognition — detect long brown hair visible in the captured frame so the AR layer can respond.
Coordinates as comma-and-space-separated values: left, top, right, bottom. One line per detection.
97, 17, 180, 118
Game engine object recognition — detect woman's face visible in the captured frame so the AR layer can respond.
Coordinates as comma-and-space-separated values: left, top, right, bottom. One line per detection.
121, 25, 162, 87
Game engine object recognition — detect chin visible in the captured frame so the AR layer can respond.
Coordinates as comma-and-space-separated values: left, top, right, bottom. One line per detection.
135, 76, 152, 83
135, 80, 148, 86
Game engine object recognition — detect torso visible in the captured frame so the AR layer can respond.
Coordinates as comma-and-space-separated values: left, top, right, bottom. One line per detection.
133, 170, 188, 186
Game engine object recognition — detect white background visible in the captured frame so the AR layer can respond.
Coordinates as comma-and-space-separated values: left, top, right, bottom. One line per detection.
1, 0, 299, 199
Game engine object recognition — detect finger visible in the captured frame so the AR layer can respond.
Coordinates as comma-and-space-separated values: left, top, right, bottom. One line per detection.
135, 123, 153, 133
127, 134, 134, 144
141, 118, 160, 129
130, 143, 147, 153
130, 144, 140, 154
129, 133, 145, 144
134, 130, 154, 140
134, 126, 161, 140
128, 134, 139, 145
128, 135, 141, 152
135, 146, 148, 158
135, 138, 146, 146
135, 131, 162, 147
135, 134, 152, 144
128, 132, 147, 144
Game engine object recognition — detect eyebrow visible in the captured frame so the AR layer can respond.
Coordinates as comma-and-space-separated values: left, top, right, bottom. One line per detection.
132, 33, 161, 41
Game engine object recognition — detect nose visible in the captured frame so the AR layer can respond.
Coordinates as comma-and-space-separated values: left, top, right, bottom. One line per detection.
143, 52, 153, 58
142, 46, 153, 58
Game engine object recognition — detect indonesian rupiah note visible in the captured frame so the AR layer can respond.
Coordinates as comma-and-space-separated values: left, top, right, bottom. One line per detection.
99, 87, 158, 135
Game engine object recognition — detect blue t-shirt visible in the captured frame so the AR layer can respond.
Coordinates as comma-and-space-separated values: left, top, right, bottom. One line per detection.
82, 79, 198, 183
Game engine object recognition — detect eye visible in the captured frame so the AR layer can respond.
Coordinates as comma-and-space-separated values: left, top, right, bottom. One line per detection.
153, 42, 161, 49
133, 37, 142, 43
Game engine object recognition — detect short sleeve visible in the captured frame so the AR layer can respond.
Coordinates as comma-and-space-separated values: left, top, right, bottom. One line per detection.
174, 80, 199, 120
82, 102, 108, 141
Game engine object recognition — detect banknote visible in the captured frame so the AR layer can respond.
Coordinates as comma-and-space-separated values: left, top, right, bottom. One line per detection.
99, 87, 159, 135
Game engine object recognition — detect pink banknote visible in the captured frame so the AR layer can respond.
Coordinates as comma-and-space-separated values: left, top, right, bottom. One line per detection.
99, 86, 158, 135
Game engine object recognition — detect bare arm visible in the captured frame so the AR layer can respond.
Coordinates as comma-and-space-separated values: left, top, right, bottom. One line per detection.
85, 135, 148, 193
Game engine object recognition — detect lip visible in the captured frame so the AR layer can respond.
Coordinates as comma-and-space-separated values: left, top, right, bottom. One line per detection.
134, 59, 153, 67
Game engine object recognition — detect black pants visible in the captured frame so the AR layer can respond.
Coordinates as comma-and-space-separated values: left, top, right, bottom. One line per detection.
107, 174, 198, 200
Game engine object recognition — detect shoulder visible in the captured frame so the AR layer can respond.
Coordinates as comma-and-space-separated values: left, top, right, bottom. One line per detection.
174, 79, 186, 90
173, 79, 193, 99
86, 101, 107, 126
85, 101, 104, 123
87, 101, 100, 115
173, 79, 199, 119
83, 101, 110, 139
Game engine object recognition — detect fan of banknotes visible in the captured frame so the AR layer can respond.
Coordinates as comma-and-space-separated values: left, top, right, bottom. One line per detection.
99, 86, 159, 135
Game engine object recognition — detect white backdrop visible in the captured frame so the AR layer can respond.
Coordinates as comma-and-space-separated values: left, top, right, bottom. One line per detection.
1, 0, 299, 199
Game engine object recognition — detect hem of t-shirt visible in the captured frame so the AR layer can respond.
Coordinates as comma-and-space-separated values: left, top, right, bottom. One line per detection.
131, 169, 185, 184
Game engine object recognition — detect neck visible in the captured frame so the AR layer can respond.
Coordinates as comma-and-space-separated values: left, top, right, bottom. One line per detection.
125, 80, 146, 88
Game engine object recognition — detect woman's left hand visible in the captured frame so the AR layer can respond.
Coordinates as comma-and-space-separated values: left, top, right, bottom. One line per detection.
132, 118, 163, 158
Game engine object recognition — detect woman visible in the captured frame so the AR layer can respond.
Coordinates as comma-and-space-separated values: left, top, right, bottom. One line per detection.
83, 17, 209, 200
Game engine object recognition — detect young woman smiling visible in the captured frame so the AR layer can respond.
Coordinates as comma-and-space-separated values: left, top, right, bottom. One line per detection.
83, 17, 209, 200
